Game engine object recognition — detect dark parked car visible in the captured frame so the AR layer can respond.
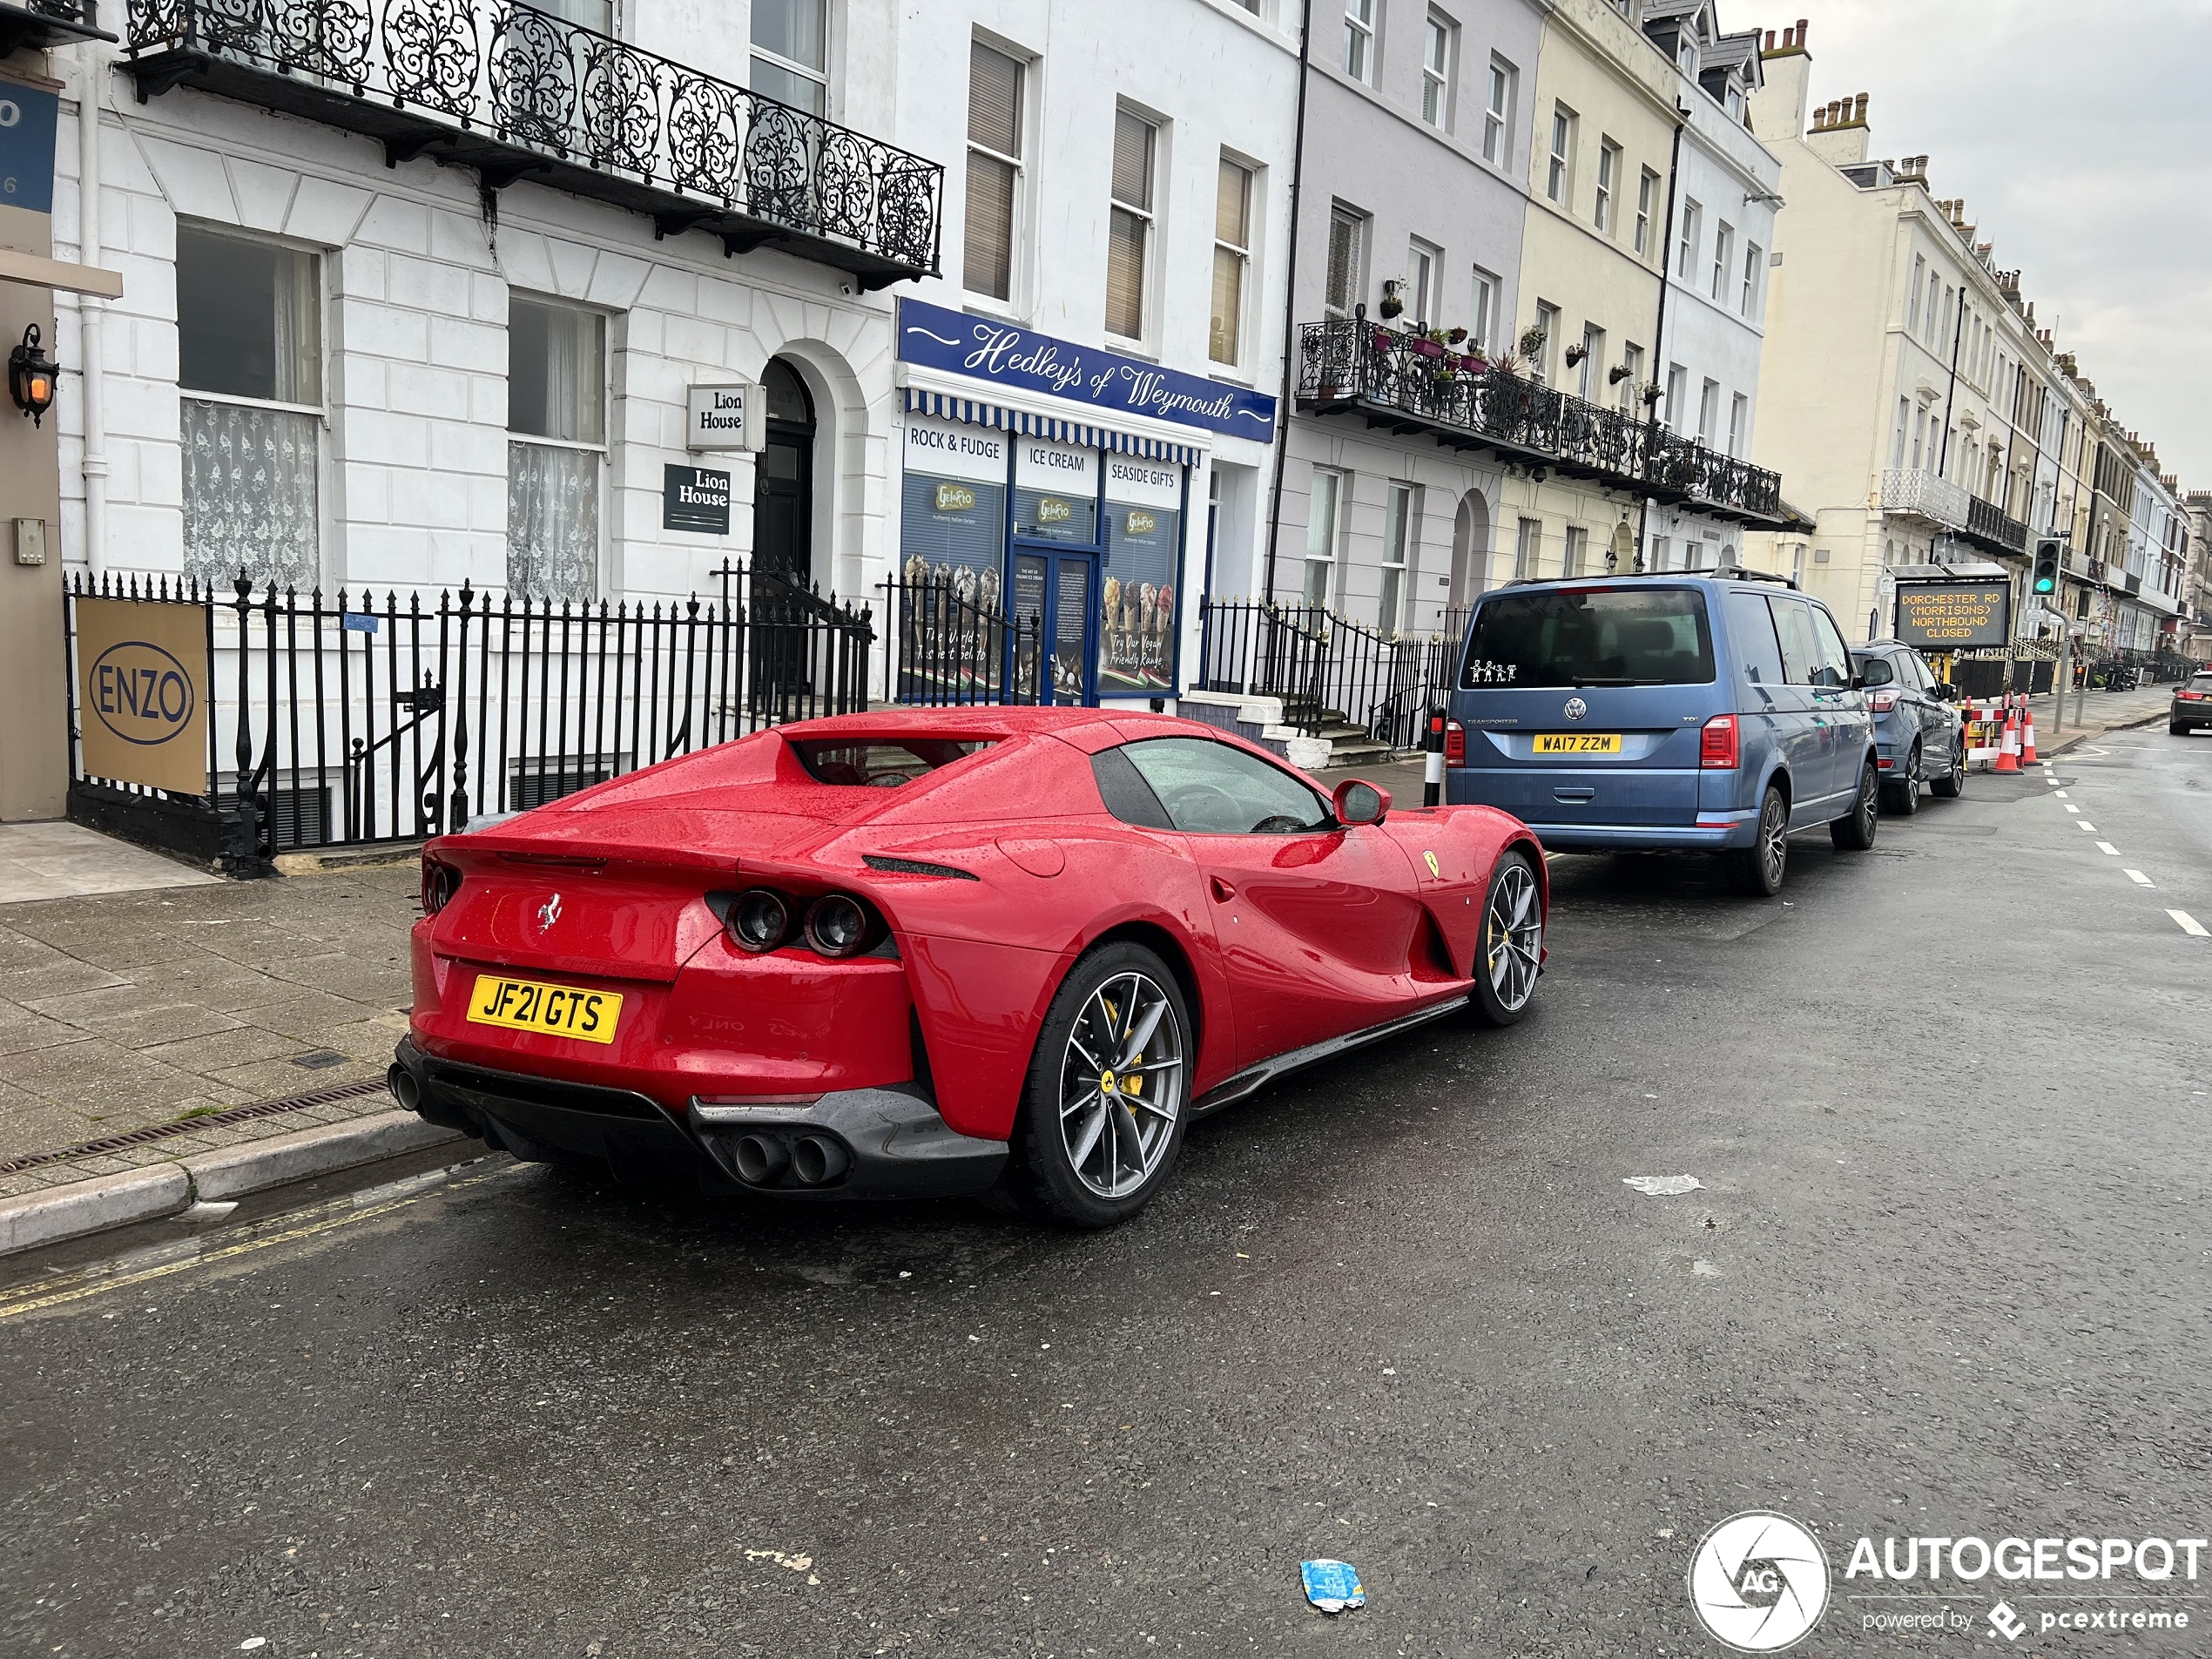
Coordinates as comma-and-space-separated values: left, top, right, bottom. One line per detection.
1850, 641, 1966, 813
1445, 572, 1879, 898
2172, 671, 2212, 736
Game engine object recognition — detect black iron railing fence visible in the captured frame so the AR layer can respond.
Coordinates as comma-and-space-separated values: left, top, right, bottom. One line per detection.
125, 0, 942, 282
1197, 597, 1467, 751
64, 562, 872, 872
877, 568, 1051, 708
1298, 320, 1784, 523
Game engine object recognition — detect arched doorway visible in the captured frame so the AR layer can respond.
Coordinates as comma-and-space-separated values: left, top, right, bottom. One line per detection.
1608, 520, 1635, 573
753, 359, 816, 700
1449, 489, 1492, 612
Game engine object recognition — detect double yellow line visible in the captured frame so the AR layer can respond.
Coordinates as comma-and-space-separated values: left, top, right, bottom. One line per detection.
0, 1165, 509, 1322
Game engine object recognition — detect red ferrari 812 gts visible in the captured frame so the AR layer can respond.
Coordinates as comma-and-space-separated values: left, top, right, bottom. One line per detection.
391, 707, 1546, 1225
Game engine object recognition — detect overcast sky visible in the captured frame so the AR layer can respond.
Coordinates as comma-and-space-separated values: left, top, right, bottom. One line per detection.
1787, 0, 2212, 487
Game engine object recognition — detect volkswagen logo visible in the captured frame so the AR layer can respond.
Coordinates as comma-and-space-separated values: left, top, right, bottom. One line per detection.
1687, 1511, 1831, 1652
536, 893, 563, 934
1564, 697, 1589, 721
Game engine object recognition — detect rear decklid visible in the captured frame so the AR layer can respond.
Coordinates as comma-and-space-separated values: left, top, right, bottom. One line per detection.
1450, 583, 1723, 826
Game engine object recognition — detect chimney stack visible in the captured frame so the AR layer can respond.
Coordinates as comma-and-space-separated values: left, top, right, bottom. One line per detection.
1853, 92, 1868, 123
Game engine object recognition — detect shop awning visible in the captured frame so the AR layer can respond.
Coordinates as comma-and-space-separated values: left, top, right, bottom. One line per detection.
902, 386, 1203, 468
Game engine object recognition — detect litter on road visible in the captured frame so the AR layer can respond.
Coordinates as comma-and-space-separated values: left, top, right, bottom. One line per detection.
1623, 1175, 1704, 1196
1301, 1559, 1366, 1614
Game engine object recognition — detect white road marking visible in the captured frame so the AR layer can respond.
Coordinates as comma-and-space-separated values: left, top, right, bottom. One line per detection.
2169, 910, 2209, 939
2054, 790, 2069, 799
2096, 842, 2120, 856
2126, 870, 2154, 887
2064, 804, 2080, 813
2076, 820, 2096, 832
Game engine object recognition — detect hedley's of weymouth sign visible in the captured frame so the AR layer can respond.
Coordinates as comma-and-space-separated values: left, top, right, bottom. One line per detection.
75, 598, 211, 797
897, 298, 1277, 442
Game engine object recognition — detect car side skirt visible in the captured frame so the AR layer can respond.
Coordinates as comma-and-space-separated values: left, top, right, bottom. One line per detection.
1190, 994, 1472, 1120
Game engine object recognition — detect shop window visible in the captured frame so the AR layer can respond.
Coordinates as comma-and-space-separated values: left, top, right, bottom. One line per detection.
1103, 454, 1184, 695
507, 297, 605, 601
1106, 108, 1157, 341
177, 225, 321, 590
752, 0, 827, 114
965, 40, 1026, 303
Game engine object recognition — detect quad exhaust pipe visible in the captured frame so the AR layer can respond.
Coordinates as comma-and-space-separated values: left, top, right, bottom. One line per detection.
388, 1063, 421, 1113
791, 1135, 850, 1187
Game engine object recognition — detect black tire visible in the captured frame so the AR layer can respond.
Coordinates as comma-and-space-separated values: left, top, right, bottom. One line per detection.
1725, 784, 1789, 897
1882, 743, 1924, 816
1471, 850, 1544, 1027
1831, 759, 1879, 851
1930, 739, 1966, 798
1005, 942, 1191, 1229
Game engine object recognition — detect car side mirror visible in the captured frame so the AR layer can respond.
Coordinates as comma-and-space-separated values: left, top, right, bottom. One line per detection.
1333, 779, 1390, 826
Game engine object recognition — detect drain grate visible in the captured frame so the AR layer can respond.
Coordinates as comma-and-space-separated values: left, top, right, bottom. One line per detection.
0, 1079, 395, 1177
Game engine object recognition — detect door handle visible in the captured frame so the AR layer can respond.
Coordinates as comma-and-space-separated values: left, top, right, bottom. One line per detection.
1210, 875, 1237, 901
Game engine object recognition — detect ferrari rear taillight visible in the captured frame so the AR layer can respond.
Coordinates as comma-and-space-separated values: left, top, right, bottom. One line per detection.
1868, 691, 1898, 713
1444, 720, 1466, 767
727, 888, 794, 954
804, 894, 875, 958
1700, 714, 1741, 770
420, 855, 460, 915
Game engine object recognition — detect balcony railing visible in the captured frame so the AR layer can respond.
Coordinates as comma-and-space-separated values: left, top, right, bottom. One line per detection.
0, 0, 114, 51
1297, 320, 1784, 526
1880, 469, 2029, 556
124, 0, 942, 288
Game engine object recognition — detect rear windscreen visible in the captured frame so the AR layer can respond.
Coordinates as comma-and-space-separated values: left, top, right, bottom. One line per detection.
786, 738, 991, 786
1464, 587, 1716, 687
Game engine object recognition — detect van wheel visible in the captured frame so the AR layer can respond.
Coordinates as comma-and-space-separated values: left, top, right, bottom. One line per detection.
1831, 760, 1879, 851
1726, 785, 1789, 897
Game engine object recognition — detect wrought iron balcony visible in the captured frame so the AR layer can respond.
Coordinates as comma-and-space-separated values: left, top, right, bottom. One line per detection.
1297, 320, 1785, 527
0, 0, 114, 52
123, 0, 942, 289
1964, 493, 2029, 556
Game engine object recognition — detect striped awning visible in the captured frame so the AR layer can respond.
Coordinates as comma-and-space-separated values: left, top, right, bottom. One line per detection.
902, 386, 1203, 468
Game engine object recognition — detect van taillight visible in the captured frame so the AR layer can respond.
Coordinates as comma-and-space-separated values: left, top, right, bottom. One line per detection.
1444, 720, 1466, 766
1700, 715, 1741, 770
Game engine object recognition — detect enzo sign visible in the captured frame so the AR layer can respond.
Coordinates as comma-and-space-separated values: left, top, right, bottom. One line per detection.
75, 598, 210, 796
1895, 583, 2011, 650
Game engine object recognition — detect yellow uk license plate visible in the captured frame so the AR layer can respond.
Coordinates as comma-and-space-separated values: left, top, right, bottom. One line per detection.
465, 974, 623, 1044
1534, 732, 1623, 754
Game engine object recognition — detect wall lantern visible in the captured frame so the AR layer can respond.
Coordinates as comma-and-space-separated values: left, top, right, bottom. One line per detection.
9, 326, 57, 428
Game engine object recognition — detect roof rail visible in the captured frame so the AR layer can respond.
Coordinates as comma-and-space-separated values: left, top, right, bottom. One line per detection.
1713, 563, 1797, 590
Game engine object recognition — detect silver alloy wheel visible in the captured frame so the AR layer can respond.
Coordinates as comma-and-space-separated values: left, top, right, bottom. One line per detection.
1058, 970, 1184, 1200
1486, 860, 1543, 1013
1758, 791, 1788, 887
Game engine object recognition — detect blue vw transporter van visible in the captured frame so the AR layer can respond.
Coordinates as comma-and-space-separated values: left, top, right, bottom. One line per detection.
1446, 571, 1879, 897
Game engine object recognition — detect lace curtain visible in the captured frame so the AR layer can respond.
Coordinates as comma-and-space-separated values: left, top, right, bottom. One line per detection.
182, 399, 319, 590
508, 441, 600, 601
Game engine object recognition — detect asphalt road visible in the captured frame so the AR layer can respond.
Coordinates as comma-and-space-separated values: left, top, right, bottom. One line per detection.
3, 725, 2208, 1658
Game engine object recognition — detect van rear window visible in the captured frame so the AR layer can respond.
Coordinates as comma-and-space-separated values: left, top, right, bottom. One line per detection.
1464, 587, 1716, 687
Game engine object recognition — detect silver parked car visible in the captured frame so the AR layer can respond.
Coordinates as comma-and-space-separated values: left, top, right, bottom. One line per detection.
1851, 642, 1965, 814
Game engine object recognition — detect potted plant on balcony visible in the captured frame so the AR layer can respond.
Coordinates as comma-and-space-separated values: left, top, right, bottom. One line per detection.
1378, 279, 1405, 321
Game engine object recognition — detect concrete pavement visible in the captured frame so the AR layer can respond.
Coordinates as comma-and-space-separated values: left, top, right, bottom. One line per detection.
2, 724, 2205, 1656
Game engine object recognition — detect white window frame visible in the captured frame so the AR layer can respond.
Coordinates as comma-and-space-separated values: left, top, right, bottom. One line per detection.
1469, 265, 1497, 354
1546, 103, 1575, 204
1619, 341, 1644, 415
1211, 152, 1256, 368
1482, 57, 1514, 166
962, 36, 1029, 308
1740, 241, 1762, 316
1105, 104, 1161, 345
1513, 516, 1541, 580
1577, 322, 1604, 402
1664, 362, 1688, 432
1325, 204, 1367, 320
1563, 523, 1588, 578
1420, 12, 1453, 128
1676, 199, 1701, 283
1595, 138, 1619, 233
1710, 221, 1733, 302
1907, 253, 1925, 331
1406, 238, 1439, 326
1305, 467, 1347, 605
1635, 167, 1657, 258
1533, 300, 1561, 386
506, 294, 610, 601
1380, 481, 1415, 633
1728, 392, 1748, 458
1343, 0, 1375, 83
750, 0, 829, 116
1698, 377, 1720, 447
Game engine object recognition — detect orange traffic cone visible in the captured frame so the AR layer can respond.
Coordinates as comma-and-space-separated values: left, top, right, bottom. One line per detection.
1995, 707, 2020, 772
2020, 703, 2038, 764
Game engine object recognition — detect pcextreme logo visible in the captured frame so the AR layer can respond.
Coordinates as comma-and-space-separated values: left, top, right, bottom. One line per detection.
1688, 1512, 1831, 1652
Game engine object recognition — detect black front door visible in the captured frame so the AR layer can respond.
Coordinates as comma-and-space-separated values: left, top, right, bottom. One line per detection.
752, 361, 814, 701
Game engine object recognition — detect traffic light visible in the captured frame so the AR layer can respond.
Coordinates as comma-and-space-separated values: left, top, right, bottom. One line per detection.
2031, 538, 2062, 597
